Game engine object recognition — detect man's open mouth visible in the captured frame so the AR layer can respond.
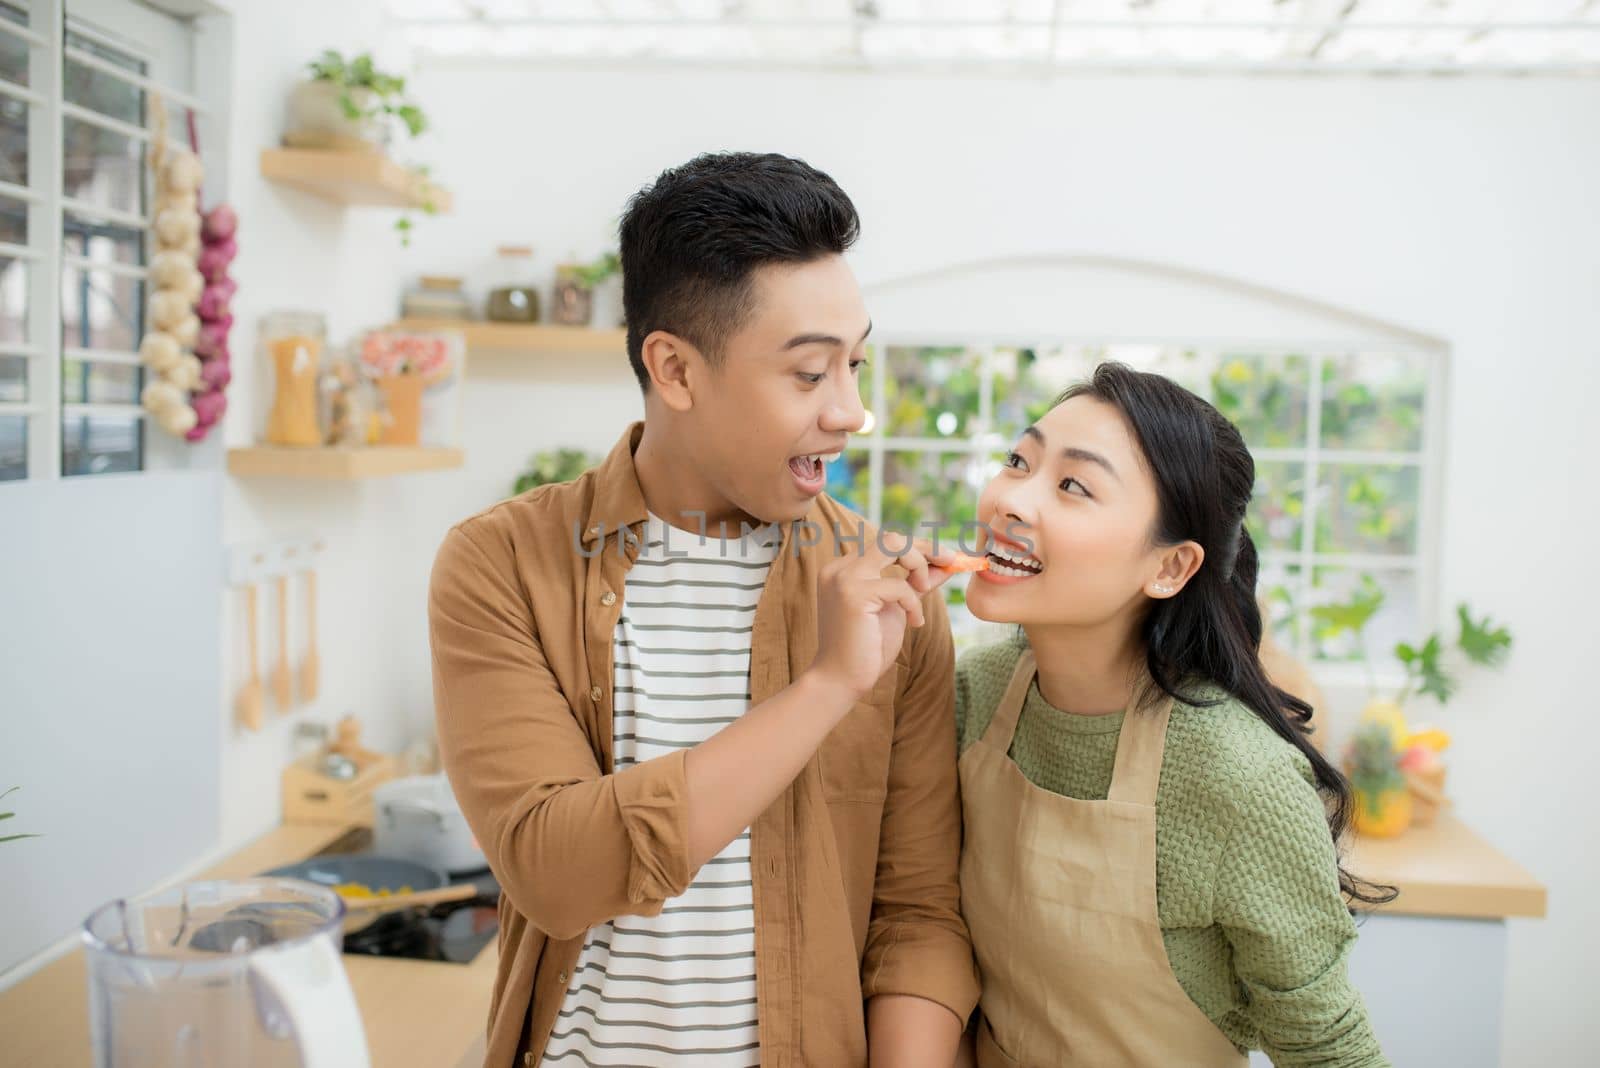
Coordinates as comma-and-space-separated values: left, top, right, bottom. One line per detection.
787, 452, 839, 482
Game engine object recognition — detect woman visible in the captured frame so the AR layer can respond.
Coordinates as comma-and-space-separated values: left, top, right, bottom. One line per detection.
950, 363, 1391, 1067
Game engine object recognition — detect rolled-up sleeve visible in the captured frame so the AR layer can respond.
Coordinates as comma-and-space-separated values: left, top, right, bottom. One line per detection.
860, 590, 982, 1023
428, 522, 693, 941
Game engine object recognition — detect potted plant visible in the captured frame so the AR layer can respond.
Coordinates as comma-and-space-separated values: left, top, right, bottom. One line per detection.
552, 251, 622, 327
1315, 582, 1512, 831
358, 330, 457, 446
286, 49, 427, 152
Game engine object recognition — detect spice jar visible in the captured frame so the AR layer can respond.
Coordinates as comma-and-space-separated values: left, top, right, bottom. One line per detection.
485, 245, 540, 323
261, 310, 325, 447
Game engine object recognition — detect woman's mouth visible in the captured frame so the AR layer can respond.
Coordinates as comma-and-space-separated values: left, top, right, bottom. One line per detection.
787, 452, 838, 496
977, 541, 1045, 583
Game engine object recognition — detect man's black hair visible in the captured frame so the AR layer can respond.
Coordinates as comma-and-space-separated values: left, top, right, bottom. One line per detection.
619, 151, 860, 391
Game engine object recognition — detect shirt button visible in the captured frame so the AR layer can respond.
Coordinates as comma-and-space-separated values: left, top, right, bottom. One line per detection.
558, 969, 569, 983
523, 1054, 535, 1067
601, 590, 617, 606
589, 685, 603, 701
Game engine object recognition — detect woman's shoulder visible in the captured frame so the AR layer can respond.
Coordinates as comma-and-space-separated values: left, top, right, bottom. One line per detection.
1167, 684, 1319, 799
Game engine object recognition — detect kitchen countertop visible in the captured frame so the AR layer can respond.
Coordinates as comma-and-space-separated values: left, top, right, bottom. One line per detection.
0, 811, 1543, 1066
1346, 812, 1546, 920
0, 822, 493, 1068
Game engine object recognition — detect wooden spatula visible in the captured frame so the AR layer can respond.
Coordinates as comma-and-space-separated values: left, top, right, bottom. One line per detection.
236, 583, 264, 731
272, 574, 293, 713
298, 566, 320, 703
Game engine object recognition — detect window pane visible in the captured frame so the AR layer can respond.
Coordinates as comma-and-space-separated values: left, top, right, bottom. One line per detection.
0, 92, 25, 186
65, 52, 144, 127
1, 255, 25, 343
1314, 463, 1421, 555
0, 4, 30, 89
1248, 460, 1305, 554
0, 412, 24, 480
825, 450, 870, 517
63, 117, 143, 214
1319, 353, 1426, 452
884, 346, 983, 439
62, 410, 141, 476
66, 212, 143, 265
0, 351, 23, 401
1308, 567, 1420, 663
882, 450, 985, 548
1209, 353, 1310, 448
61, 262, 144, 352
992, 344, 1087, 439
1, 191, 25, 243
1257, 559, 1304, 653
61, 358, 139, 405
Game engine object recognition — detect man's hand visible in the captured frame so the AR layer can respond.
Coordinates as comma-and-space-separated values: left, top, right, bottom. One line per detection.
806, 534, 934, 700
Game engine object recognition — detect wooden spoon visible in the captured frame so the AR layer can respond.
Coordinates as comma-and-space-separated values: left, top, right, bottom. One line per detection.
236, 583, 264, 731
272, 574, 293, 713
339, 883, 480, 913
338, 883, 481, 934
298, 566, 320, 703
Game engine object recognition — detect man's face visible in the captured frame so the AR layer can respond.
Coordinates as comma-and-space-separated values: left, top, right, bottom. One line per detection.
676, 255, 871, 525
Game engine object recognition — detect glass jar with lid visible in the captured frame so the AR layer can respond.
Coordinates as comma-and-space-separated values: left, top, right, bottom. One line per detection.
486, 245, 541, 323
260, 310, 325, 447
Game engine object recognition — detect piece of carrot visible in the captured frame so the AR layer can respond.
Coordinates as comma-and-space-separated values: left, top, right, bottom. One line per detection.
938, 554, 990, 573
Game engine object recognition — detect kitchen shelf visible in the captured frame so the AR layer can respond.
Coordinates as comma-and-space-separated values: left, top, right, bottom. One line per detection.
227, 445, 465, 480
391, 319, 627, 355
259, 148, 452, 211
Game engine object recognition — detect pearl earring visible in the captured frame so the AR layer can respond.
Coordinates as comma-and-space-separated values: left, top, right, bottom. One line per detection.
1153, 583, 1174, 595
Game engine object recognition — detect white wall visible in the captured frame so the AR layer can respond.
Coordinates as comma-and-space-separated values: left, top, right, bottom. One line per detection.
397, 65, 1598, 1062
0, 0, 466, 982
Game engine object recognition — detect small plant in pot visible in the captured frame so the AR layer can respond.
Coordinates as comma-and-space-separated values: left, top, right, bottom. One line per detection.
551, 251, 622, 327
286, 50, 427, 153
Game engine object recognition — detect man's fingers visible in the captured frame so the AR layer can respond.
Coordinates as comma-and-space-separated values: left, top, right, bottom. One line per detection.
860, 577, 925, 629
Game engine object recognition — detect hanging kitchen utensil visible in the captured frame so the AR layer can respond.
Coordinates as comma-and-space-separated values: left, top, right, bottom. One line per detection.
299, 564, 321, 702
273, 574, 293, 712
236, 583, 264, 730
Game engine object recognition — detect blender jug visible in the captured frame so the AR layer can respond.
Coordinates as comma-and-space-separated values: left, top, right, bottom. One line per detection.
83, 878, 369, 1068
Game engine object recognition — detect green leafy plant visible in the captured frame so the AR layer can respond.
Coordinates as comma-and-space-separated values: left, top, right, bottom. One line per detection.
306, 50, 435, 245
1312, 579, 1513, 708
512, 449, 598, 497
307, 50, 427, 139
1, 786, 38, 845
568, 251, 621, 290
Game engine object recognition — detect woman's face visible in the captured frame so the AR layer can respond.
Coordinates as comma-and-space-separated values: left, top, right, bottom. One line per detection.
965, 395, 1200, 627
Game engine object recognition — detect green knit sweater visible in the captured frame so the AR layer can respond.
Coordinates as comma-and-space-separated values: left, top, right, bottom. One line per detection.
956, 637, 1389, 1068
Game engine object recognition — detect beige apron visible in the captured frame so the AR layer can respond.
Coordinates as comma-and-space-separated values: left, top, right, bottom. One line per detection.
959, 648, 1247, 1068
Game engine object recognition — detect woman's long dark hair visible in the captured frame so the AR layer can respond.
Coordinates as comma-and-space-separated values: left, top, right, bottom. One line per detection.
1058, 362, 1395, 906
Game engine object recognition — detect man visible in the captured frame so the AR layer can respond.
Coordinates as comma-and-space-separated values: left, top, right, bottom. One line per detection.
429, 152, 977, 1067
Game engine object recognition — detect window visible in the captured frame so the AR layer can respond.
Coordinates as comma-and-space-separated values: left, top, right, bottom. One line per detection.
0, 0, 204, 482
831, 342, 1442, 667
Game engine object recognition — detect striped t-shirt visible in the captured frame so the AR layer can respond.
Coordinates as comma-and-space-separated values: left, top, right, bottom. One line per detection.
541, 512, 779, 1067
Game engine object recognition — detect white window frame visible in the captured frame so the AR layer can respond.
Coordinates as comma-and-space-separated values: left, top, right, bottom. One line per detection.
849, 336, 1448, 683
0, 0, 210, 482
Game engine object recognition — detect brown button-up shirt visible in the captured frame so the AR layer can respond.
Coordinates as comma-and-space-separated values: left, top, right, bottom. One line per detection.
428, 421, 978, 1067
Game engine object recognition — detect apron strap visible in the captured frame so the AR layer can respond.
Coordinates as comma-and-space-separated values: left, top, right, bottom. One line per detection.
980, 646, 1037, 755
1106, 692, 1174, 807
